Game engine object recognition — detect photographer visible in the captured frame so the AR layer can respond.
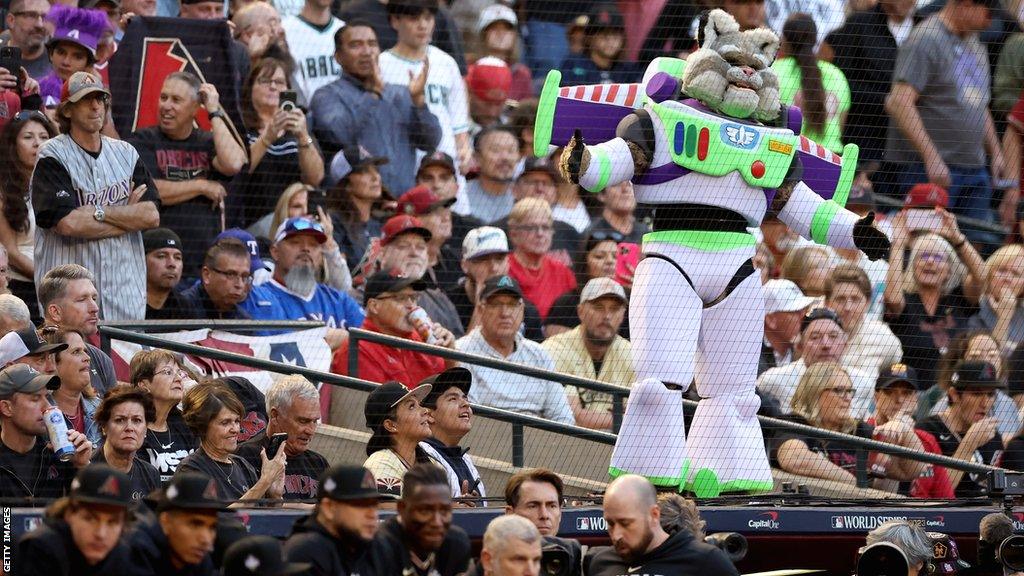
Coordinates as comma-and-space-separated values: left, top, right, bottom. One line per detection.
863, 520, 933, 576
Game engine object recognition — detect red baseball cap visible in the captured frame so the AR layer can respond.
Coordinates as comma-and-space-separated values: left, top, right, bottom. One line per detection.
381, 215, 432, 245
466, 56, 512, 104
397, 185, 456, 216
904, 183, 949, 209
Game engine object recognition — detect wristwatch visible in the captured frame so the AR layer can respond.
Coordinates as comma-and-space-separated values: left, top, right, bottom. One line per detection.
93, 206, 105, 222
209, 109, 227, 122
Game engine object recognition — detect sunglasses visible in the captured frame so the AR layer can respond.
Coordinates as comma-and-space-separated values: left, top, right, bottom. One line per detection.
286, 218, 325, 234
13, 110, 49, 124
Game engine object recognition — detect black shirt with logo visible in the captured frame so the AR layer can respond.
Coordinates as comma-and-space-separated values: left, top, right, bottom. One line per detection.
236, 430, 327, 500
92, 447, 161, 502
917, 415, 1003, 497
175, 448, 259, 501
769, 414, 875, 474
0, 438, 75, 500
140, 408, 197, 483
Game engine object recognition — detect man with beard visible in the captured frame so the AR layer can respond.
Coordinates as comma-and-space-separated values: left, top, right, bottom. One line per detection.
244, 217, 364, 350
1, 0, 53, 80
588, 475, 737, 576
542, 278, 633, 430
143, 228, 192, 320
284, 464, 383, 576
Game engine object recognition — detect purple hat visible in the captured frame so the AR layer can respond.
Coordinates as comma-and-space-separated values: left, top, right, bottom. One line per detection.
215, 228, 267, 273
46, 5, 110, 62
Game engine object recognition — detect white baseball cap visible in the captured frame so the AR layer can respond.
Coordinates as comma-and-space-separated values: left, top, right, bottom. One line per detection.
763, 279, 817, 314
580, 277, 627, 304
463, 226, 509, 260
477, 3, 517, 32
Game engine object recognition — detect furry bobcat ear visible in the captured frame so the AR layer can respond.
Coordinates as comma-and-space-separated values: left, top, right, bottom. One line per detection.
698, 9, 739, 47
745, 28, 780, 64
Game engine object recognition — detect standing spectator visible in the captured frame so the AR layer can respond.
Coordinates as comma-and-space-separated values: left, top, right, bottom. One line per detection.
337, 0, 467, 72
0, 111, 54, 322
236, 375, 328, 501
130, 349, 196, 483
826, 263, 903, 381
558, 4, 639, 86
507, 198, 577, 320
380, 0, 471, 175
91, 384, 161, 502
543, 278, 633, 430
46, 327, 101, 444
884, 0, 1008, 246
178, 0, 251, 87
455, 275, 575, 424
142, 228, 191, 320
476, 4, 533, 101
465, 126, 518, 224
363, 382, 434, 497
721, 0, 767, 30
772, 13, 850, 154
309, 22, 442, 194
282, 0, 343, 104
1, 0, 53, 80
31, 72, 160, 321
418, 368, 485, 501
180, 238, 254, 320
585, 181, 649, 246
504, 468, 565, 536
967, 245, 1024, 353
326, 145, 391, 270
236, 58, 325, 230
396, 185, 463, 291
465, 57, 512, 135
38, 264, 118, 396
480, 515, 542, 576
760, 279, 816, 375
130, 72, 246, 277
232, 2, 289, 62
520, 0, 587, 81
36, 6, 109, 109
1002, 91, 1024, 229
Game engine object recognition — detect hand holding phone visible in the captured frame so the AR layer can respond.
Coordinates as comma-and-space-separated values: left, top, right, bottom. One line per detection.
267, 433, 288, 459
279, 90, 297, 112
614, 242, 640, 287
904, 209, 943, 233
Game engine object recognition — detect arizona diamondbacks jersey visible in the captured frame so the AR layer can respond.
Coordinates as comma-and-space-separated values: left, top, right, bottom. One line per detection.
31, 134, 159, 321
283, 15, 345, 104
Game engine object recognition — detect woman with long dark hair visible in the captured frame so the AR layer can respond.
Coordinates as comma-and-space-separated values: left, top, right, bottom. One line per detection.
0, 111, 56, 319
327, 147, 395, 270
772, 13, 850, 153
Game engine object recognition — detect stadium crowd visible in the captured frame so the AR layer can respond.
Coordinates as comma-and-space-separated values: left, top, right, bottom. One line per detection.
1, 0, 1024, 570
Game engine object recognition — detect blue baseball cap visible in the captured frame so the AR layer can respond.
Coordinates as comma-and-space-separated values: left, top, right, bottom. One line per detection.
215, 228, 267, 273
275, 217, 328, 245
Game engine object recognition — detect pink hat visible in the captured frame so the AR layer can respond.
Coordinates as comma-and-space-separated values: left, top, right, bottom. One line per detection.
466, 56, 512, 104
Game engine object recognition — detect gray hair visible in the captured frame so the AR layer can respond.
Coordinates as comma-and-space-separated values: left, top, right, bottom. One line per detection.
0, 294, 31, 333
38, 264, 94, 311
865, 520, 933, 567
266, 374, 320, 414
906, 233, 966, 296
165, 71, 202, 102
484, 515, 541, 557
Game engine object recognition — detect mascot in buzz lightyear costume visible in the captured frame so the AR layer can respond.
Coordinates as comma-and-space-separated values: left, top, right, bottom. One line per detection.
533, 9, 890, 497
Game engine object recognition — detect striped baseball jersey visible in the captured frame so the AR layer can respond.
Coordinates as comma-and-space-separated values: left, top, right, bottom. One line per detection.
31, 134, 159, 321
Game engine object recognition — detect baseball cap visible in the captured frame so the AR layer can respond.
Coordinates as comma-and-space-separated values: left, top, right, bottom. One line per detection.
417, 151, 456, 177
517, 156, 561, 183
397, 185, 456, 217
876, 363, 920, 391
478, 274, 522, 302
317, 464, 384, 501
763, 279, 817, 314
216, 228, 267, 272
800, 307, 843, 333
274, 217, 327, 245
155, 471, 228, 512
381, 215, 432, 245
585, 3, 625, 35
329, 145, 389, 183
47, 6, 108, 61
928, 532, 971, 575
949, 360, 1005, 390
905, 183, 949, 209
61, 71, 109, 104
143, 228, 183, 255
363, 272, 428, 302
463, 226, 509, 260
477, 3, 517, 32
466, 57, 512, 104
419, 367, 472, 409
69, 464, 132, 508
580, 277, 627, 304
0, 327, 68, 365
0, 364, 60, 398
365, 382, 432, 455
222, 536, 310, 576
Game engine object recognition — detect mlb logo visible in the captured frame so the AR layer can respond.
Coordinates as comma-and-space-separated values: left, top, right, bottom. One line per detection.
576, 518, 590, 531
831, 516, 844, 529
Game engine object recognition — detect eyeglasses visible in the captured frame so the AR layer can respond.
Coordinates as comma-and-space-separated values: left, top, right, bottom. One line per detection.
257, 77, 289, 89
208, 266, 253, 284
827, 387, 855, 398
375, 292, 420, 305
12, 10, 47, 20
154, 366, 186, 378
513, 224, 553, 234
917, 251, 948, 263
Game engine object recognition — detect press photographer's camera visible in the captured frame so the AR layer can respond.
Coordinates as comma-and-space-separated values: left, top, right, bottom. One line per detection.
541, 536, 581, 576
704, 532, 748, 563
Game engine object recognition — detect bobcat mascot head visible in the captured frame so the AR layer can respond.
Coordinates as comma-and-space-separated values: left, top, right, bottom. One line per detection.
681, 9, 781, 122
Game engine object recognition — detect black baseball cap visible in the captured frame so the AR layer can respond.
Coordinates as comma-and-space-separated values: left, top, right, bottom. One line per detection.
70, 464, 132, 508
517, 156, 561, 183
950, 360, 1005, 390
478, 274, 523, 302
800, 307, 843, 333
143, 228, 183, 255
0, 364, 60, 398
417, 151, 456, 177
419, 367, 472, 409
0, 326, 67, 365
876, 363, 920, 391
222, 536, 310, 576
318, 464, 383, 501
363, 272, 428, 302
364, 382, 432, 456
155, 471, 228, 512
329, 145, 389, 183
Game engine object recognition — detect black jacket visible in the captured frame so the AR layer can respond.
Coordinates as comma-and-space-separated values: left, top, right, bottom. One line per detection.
16, 517, 132, 576
0, 438, 76, 501
371, 517, 472, 576
126, 515, 216, 576
283, 513, 373, 576
587, 531, 738, 576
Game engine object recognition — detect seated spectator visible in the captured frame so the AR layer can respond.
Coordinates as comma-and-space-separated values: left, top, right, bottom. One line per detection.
827, 264, 903, 381
466, 125, 518, 224
363, 381, 434, 497
494, 156, 580, 268
236, 375, 328, 501
37, 6, 109, 108
128, 471, 223, 575
39, 264, 118, 396
916, 360, 1005, 497
415, 150, 481, 243
968, 244, 1024, 353
475, 4, 533, 100
760, 279, 816, 375
418, 367, 486, 501
262, 184, 313, 244
0, 295, 31, 336
181, 238, 254, 320
130, 349, 197, 482
447, 226, 543, 341
371, 464, 472, 576
503, 468, 564, 536
333, 272, 454, 387
130, 72, 247, 277
396, 185, 463, 291
584, 181, 648, 246
506, 198, 577, 320
479, 515, 542, 576
759, 308, 876, 418
779, 245, 834, 299
455, 275, 575, 424
15, 464, 133, 575
326, 145, 392, 270
543, 278, 634, 430
558, 3, 639, 86
0, 364, 92, 498
772, 362, 925, 489
215, 228, 272, 287
863, 520, 934, 576
0, 325, 65, 372
885, 210, 983, 391
142, 228, 192, 320
544, 229, 625, 338
465, 58, 512, 134
91, 384, 161, 502
244, 217, 365, 350
44, 327, 101, 444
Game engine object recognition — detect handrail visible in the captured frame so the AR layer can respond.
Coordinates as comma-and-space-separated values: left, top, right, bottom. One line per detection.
99, 320, 325, 331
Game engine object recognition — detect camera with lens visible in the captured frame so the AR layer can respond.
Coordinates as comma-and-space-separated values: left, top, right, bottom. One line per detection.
856, 542, 910, 576
541, 536, 581, 576
998, 535, 1024, 573
704, 532, 748, 564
